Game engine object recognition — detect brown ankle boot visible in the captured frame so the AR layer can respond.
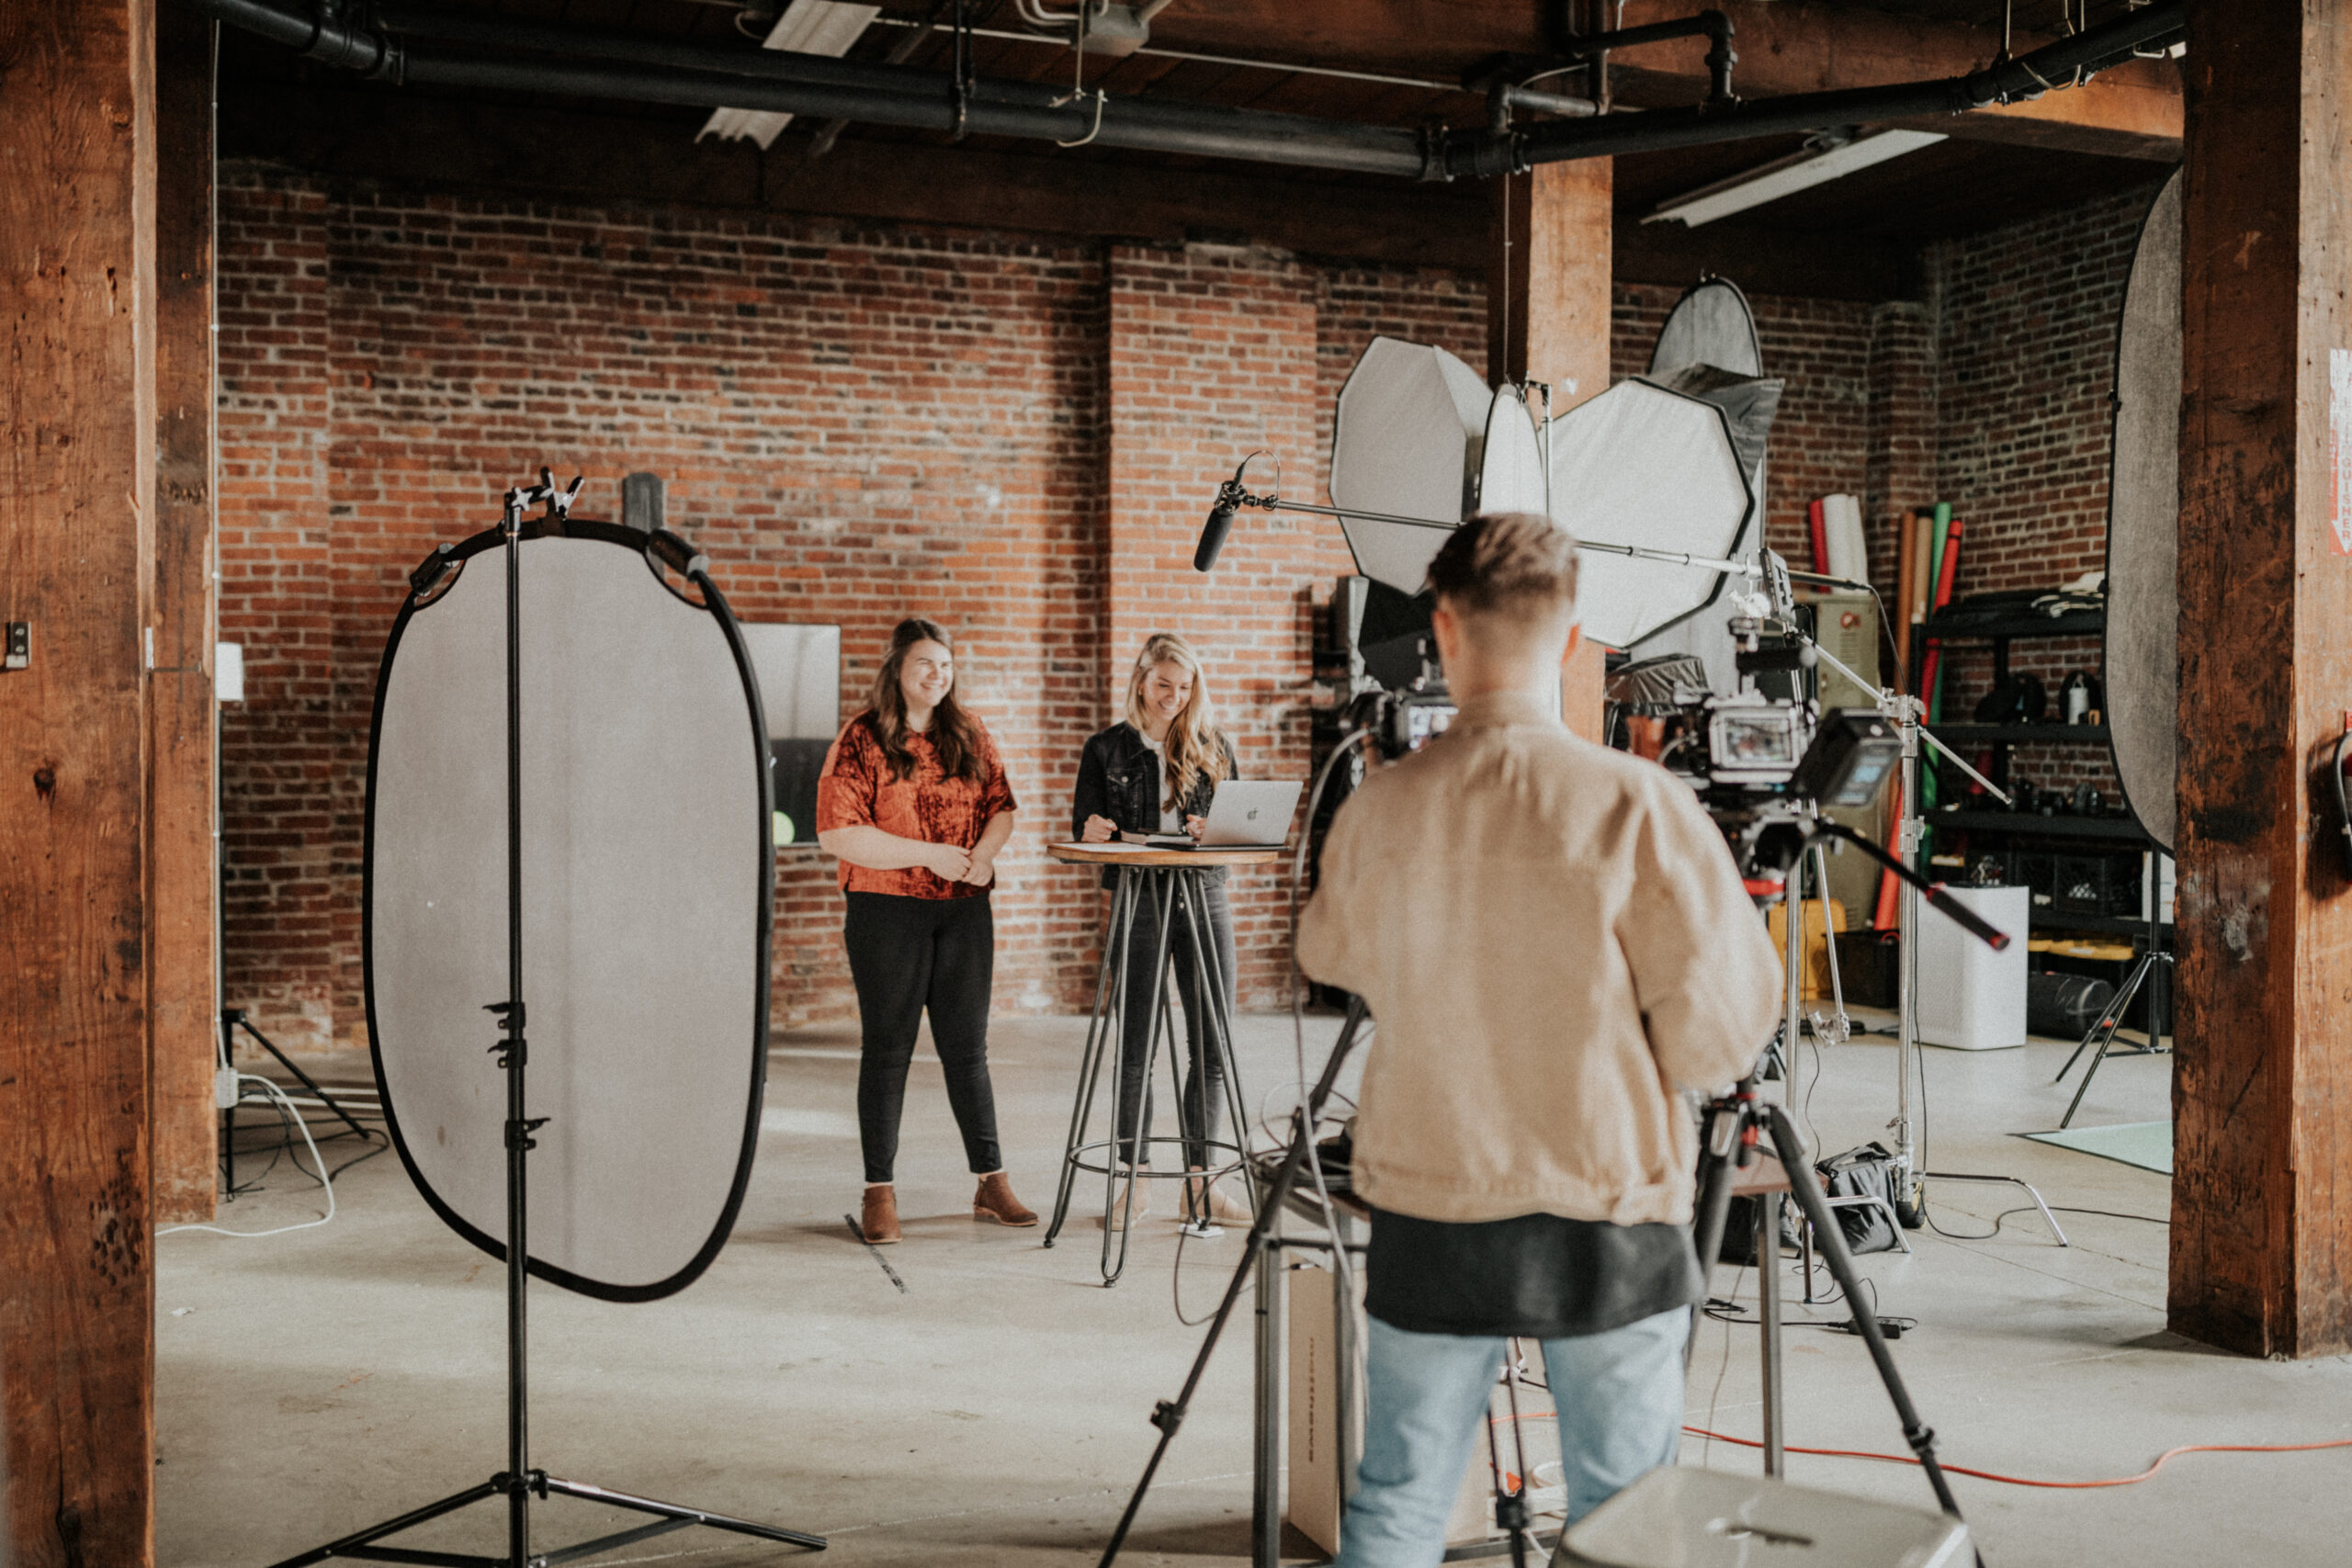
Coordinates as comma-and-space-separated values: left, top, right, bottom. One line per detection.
971, 1171, 1036, 1227
859, 1184, 901, 1245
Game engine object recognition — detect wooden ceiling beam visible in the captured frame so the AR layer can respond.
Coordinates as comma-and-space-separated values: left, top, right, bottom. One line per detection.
872, 1, 2181, 162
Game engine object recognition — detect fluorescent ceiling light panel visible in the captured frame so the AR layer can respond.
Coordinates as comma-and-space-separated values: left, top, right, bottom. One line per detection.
1644, 129, 1947, 229
698, 0, 880, 151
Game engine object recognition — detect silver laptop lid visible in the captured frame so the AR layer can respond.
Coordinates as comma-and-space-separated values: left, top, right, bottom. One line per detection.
1198, 780, 1302, 847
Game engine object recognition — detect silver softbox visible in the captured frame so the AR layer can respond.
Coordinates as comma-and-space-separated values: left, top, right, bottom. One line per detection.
366, 522, 770, 1302
1330, 337, 1548, 592
1629, 277, 1773, 686
1551, 378, 1755, 649
2105, 169, 2182, 854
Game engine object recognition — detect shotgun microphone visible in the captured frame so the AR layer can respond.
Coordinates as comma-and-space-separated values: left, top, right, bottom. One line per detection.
1194, 478, 1245, 572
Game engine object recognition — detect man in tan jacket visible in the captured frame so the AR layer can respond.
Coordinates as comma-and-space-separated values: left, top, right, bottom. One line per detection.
1297, 512, 1782, 1565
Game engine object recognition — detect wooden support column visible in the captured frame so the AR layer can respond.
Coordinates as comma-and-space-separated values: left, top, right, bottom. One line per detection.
0, 0, 160, 1560
2171, 0, 2352, 1359
152, 3, 220, 1224
1490, 161, 1611, 741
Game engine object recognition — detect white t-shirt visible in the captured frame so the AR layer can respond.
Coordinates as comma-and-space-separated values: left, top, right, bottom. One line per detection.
1137, 731, 1182, 831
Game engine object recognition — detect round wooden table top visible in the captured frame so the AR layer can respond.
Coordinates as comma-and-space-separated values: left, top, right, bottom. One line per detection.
1047, 841, 1284, 868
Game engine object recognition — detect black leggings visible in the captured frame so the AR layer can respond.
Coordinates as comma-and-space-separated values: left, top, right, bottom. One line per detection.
842, 892, 1002, 1186
1114, 878, 1238, 1169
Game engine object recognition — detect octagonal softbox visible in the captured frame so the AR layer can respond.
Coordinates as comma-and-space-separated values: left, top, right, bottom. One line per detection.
2106, 169, 2183, 855
365, 519, 771, 1302
1552, 379, 1755, 650
1330, 338, 1551, 593
1631, 277, 1775, 692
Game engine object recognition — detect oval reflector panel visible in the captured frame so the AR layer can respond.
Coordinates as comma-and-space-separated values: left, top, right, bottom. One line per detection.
365, 525, 770, 1302
2106, 169, 2182, 855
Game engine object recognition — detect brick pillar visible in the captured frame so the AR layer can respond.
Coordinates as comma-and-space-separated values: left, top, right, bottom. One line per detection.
1863, 299, 1937, 607
216, 171, 337, 1049
1104, 243, 1349, 1003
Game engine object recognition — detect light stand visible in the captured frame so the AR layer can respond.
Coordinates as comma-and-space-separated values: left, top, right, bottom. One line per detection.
1097, 998, 1373, 1568
1692, 821, 2013, 1548
267, 472, 823, 1568
1798, 631, 2064, 1245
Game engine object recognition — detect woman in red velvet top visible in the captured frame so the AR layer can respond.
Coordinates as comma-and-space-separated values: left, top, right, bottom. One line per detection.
816, 617, 1032, 1246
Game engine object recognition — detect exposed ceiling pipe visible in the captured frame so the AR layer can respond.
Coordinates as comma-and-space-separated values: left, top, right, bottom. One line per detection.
194, 0, 2181, 186
200, 0, 1431, 176
1454, 0, 2183, 177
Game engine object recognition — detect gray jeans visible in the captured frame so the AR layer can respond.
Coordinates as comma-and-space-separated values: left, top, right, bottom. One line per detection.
1112, 878, 1237, 1169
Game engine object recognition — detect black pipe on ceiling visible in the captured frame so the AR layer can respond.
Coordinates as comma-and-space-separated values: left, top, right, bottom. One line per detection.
194, 0, 1434, 177
192, 0, 2182, 186
1464, 0, 2184, 178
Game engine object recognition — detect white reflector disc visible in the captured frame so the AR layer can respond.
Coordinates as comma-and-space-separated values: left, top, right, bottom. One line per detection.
2106, 170, 2182, 855
1551, 380, 1754, 650
366, 524, 770, 1302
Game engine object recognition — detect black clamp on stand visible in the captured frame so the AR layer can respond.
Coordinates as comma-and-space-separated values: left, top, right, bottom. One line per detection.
266, 472, 823, 1568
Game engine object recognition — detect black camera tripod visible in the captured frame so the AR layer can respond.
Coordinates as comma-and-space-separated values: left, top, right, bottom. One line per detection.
1097, 815, 2005, 1565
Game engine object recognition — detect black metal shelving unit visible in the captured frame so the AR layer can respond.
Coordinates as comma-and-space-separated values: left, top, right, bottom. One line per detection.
1917, 603, 2170, 1038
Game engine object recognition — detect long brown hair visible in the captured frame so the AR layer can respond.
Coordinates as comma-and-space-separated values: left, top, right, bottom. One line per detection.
867, 617, 985, 783
1125, 632, 1228, 811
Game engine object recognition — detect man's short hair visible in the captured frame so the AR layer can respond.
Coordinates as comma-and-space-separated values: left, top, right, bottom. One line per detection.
1425, 512, 1579, 626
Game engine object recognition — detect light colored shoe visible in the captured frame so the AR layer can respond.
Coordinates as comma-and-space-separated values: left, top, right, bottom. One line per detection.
972, 1171, 1037, 1227
1098, 1176, 1150, 1231
1182, 1170, 1252, 1228
859, 1184, 901, 1246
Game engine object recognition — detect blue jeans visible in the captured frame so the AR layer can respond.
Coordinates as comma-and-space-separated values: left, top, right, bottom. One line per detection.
1331, 1309, 1689, 1568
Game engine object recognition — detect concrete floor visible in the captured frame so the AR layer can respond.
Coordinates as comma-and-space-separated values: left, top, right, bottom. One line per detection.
159, 1010, 2352, 1567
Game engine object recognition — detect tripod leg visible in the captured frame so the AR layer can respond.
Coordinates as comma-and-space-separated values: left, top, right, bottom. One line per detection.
241, 1015, 372, 1142
2060, 950, 2155, 1129
1686, 1108, 1745, 1369
1099, 1001, 1371, 1568
261, 1476, 505, 1568
1758, 1104, 1965, 1521
1759, 1192, 1784, 1476
537, 1475, 825, 1551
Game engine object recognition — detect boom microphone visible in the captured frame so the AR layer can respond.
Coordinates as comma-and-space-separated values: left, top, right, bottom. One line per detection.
1195, 479, 1244, 572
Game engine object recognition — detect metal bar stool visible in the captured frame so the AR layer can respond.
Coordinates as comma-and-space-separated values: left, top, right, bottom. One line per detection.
1044, 845, 1276, 1284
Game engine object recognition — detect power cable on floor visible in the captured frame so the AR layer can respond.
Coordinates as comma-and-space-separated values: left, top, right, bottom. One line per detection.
1682, 1426, 2352, 1489
161, 1074, 339, 1238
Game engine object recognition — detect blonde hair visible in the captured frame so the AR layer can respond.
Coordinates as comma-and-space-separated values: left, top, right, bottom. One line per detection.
1125, 633, 1228, 812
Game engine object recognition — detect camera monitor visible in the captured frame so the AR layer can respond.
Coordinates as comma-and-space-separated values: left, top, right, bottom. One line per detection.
2105, 169, 2181, 854
366, 523, 772, 1302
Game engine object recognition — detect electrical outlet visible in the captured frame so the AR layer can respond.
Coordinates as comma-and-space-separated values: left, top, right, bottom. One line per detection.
4, 622, 26, 671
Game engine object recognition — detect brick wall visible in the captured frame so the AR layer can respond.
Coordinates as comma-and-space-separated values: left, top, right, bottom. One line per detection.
219, 168, 1113, 1043
1923, 185, 2165, 803
217, 160, 2159, 1043
215, 172, 1497, 1045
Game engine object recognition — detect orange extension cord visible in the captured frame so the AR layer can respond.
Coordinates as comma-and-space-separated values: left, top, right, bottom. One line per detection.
1679, 1426, 2352, 1489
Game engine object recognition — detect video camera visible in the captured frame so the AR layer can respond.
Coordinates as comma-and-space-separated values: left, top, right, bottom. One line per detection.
1611, 614, 1902, 883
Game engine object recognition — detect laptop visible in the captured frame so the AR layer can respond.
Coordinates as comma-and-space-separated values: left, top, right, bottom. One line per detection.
1121, 780, 1302, 851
